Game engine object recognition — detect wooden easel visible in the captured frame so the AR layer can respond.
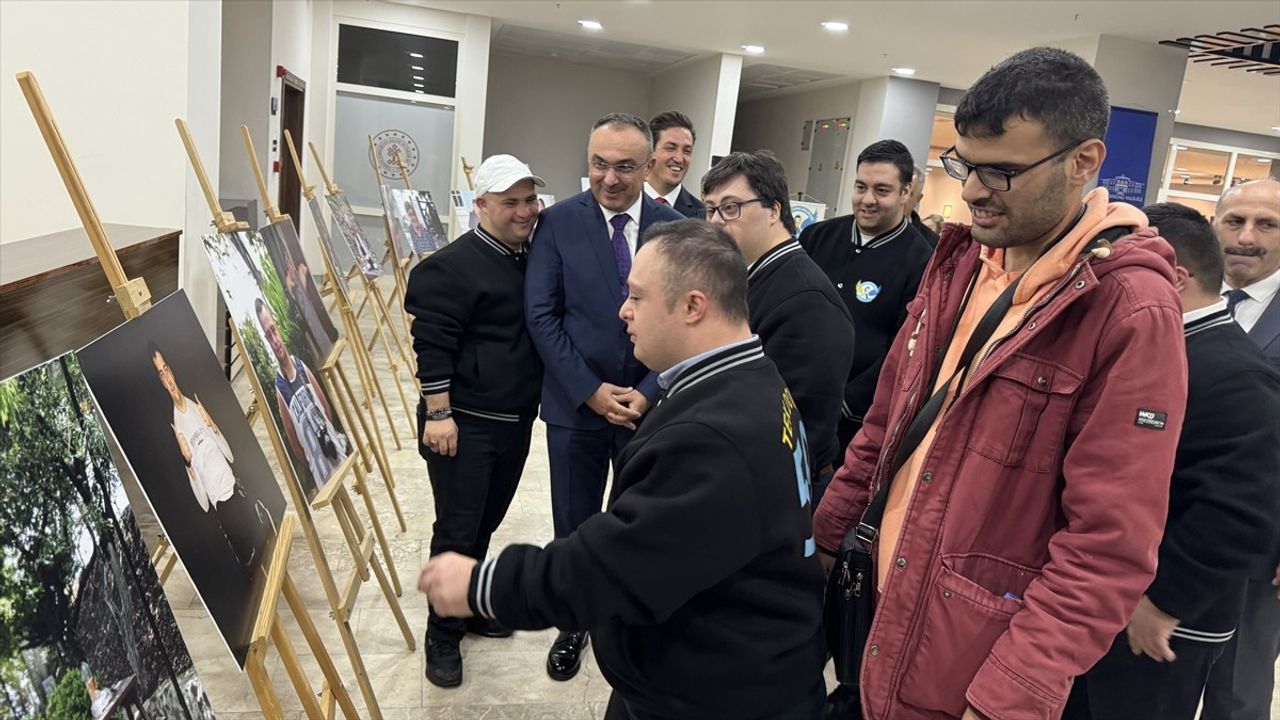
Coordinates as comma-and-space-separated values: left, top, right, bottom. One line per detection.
367, 135, 412, 340
177, 119, 417, 720
16, 70, 357, 720
241, 125, 408, 540
307, 142, 417, 441
283, 130, 406, 507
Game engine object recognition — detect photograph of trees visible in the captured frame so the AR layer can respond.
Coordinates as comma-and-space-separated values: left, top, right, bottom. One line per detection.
0, 356, 215, 720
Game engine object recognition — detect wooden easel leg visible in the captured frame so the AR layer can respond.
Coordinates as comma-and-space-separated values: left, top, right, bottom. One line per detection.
337, 491, 414, 650
365, 280, 416, 433
245, 650, 286, 720
343, 306, 402, 452
271, 609, 326, 720
343, 465, 403, 596
283, 575, 361, 720
336, 360, 406, 532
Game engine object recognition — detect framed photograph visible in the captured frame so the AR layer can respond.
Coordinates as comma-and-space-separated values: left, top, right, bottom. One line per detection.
78, 291, 289, 670
261, 221, 341, 363
0, 355, 217, 717
326, 192, 383, 278
306, 195, 352, 300
790, 201, 827, 233
201, 232, 354, 501
385, 187, 448, 255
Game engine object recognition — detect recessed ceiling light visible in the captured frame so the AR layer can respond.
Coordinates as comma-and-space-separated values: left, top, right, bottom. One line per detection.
821, 21, 848, 32
408, 52, 423, 58
741, 44, 765, 54
1173, 109, 1181, 115
1175, 145, 1187, 150
414, 83, 424, 88
1272, 125, 1280, 132
410, 65, 424, 71
415, 90, 425, 94
413, 75, 424, 80
578, 19, 603, 31
1259, 158, 1273, 164
1176, 167, 1188, 171
892, 67, 916, 76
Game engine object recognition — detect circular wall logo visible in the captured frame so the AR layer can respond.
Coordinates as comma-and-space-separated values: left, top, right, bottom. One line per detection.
371, 129, 419, 179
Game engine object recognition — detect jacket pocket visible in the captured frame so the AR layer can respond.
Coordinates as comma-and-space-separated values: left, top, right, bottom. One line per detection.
897, 554, 1039, 716
967, 354, 1082, 473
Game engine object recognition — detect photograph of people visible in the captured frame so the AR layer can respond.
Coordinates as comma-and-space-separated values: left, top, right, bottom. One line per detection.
327, 192, 383, 277
152, 342, 278, 569
255, 298, 351, 490
263, 222, 339, 362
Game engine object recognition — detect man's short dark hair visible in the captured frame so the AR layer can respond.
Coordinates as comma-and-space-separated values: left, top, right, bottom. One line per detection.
642, 219, 749, 323
955, 47, 1109, 147
856, 139, 915, 187
649, 110, 696, 145
701, 151, 796, 236
591, 112, 653, 153
1142, 202, 1224, 294
147, 340, 163, 360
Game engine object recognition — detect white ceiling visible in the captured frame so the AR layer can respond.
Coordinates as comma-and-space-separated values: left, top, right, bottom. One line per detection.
405, 0, 1280, 136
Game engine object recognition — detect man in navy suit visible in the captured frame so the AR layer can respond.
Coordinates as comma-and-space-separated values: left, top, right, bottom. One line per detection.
1202, 178, 1280, 720
644, 110, 706, 219
525, 112, 683, 681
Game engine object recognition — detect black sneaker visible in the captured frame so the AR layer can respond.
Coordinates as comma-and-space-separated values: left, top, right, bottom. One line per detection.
466, 617, 514, 638
425, 638, 462, 688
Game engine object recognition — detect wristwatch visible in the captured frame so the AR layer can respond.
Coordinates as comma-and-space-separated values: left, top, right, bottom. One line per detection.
425, 407, 453, 421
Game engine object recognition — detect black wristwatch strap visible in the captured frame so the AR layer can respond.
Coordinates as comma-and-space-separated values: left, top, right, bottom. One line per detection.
424, 407, 453, 421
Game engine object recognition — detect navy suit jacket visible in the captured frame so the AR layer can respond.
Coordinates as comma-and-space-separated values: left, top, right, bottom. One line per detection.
673, 187, 706, 219
526, 190, 684, 429
1249, 294, 1280, 369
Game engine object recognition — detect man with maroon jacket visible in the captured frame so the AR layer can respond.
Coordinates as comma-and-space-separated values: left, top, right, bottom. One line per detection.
815, 47, 1188, 720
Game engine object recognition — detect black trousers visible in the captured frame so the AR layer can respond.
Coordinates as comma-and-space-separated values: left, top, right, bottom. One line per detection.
1063, 633, 1227, 720
419, 406, 534, 644
546, 423, 632, 539
214, 488, 275, 570
1202, 576, 1280, 720
603, 681, 825, 720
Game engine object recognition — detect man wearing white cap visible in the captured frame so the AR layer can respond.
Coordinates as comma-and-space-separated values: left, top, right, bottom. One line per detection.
404, 154, 546, 688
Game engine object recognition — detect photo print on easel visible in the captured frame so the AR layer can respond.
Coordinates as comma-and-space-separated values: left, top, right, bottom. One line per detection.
260, 220, 341, 361
385, 187, 448, 254
77, 291, 289, 671
0, 355, 217, 719
200, 233, 354, 501
326, 192, 383, 278
306, 195, 352, 299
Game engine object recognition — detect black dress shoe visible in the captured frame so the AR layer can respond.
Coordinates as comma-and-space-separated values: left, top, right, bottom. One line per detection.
546, 630, 589, 681
425, 639, 462, 688
466, 616, 514, 638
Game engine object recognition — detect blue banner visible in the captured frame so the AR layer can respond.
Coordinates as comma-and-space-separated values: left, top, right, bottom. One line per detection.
1098, 106, 1159, 206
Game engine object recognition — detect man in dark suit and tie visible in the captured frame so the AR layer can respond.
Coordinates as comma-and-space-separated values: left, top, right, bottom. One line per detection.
1202, 177, 1280, 720
643, 110, 706, 218
525, 112, 683, 681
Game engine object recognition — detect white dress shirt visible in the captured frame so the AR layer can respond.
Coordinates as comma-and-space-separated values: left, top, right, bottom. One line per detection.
644, 181, 683, 208
601, 194, 644, 259
1223, 268, 1280, 333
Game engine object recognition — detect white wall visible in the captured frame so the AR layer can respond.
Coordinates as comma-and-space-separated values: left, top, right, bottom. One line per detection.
219, 0, 273, 212
1, 0, 190, 243
649, 54, 742, 188
485, 53, 651, 201
0, 0, 221, 340
732, 81, 863, 202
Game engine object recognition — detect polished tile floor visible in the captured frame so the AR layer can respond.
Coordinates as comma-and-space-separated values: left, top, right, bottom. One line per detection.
154, 277, 1279, 719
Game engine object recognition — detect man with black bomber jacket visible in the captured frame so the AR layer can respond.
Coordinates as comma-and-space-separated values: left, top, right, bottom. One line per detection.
418, 219, 826, 720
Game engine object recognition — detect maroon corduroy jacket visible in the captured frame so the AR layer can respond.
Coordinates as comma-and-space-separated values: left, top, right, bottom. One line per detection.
814, 222, 1188, 720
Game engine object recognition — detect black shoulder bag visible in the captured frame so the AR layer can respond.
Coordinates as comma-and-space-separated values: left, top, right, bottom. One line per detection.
823, 218, 1126, 705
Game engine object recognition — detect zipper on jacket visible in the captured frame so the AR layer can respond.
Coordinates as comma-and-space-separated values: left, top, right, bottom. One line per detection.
962, 255, 1093, 393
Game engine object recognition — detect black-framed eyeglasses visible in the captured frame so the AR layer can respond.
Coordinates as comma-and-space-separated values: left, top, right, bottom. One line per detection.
705, 197, 765, 221
940, 141, 1084, 192
589, 158, 642, 177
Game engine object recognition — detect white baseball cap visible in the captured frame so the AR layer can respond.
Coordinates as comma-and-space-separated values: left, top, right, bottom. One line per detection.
473, 154, 545, 196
